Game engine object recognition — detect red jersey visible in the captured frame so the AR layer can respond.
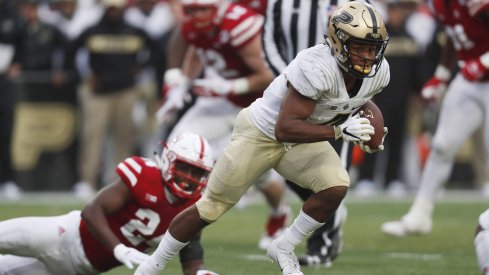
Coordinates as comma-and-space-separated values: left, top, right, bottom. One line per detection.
182, 3, 265, 108
79, 156, 200, 272
432, 0, 489, 61
236, 0, 267, 16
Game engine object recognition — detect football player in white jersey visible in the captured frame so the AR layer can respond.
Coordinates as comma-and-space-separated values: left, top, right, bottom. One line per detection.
136, 2, 389, 275
0, 133, 218, 275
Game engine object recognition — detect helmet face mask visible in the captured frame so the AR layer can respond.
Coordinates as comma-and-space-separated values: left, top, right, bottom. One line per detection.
181, 0, 226, 34
183, 5, 218, 33
327, 2, 389, 78
156, 133, 214, 200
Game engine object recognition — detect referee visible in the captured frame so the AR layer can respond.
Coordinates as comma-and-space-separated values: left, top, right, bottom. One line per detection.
262, 0, 378, 267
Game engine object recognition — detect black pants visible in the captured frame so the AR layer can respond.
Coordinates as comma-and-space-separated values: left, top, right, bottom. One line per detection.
0, 75, 16, 183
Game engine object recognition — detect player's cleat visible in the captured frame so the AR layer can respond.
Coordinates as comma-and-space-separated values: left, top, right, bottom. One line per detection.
298, 227, 343, 267
2, 181, 21, 200
258, 206, 291, 250
73, 181, 97, 201
267, 238, 303, 275
381, 211, 432, 237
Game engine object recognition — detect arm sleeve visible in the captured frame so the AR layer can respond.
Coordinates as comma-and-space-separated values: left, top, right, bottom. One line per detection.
262, 0, 288, 76
179, 234, 204, 263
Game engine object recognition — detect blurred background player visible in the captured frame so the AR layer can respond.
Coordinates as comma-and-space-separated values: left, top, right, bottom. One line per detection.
155, 0, 292, 250
382, 0, 489, 237
0, 0, 23, 200
0, 132, 218, 275
353, 0, 436, 197
65, 0, 156, 201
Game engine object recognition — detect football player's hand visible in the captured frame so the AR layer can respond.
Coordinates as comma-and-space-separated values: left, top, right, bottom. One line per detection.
196, 270, 219, 275
461, 57, 489, 81
192, 67, 248, 97
156, 68, 192, 124
193, 77, 234, 96
156, 83, 191, 124
421, 77, 448, 101
334, 115, 374, 142
421, 65, 451, 102
354, 127, 388, 153
113, 243, 150, 269
134, 258, 164, 275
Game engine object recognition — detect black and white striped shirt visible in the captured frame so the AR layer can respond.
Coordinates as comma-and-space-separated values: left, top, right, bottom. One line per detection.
262, 0, 375, 75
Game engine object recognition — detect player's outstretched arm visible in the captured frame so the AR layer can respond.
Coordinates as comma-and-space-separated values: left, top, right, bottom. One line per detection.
82, 180, 149, 269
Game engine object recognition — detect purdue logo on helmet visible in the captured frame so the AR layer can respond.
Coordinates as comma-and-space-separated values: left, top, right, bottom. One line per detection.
327, 1, 389, 78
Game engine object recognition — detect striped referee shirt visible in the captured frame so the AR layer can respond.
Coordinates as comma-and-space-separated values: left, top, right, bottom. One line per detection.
263, 0, 374, 75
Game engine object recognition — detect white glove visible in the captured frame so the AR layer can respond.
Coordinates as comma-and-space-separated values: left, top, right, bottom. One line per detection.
155, 69, 191, 124
196, 270, 219, 275
354, 127, 388, 153
113, 243, 150, 269
133, 258, 165, 275
421, 65, 451, 101
192, 67, 248, 97
334, 115, 374, 142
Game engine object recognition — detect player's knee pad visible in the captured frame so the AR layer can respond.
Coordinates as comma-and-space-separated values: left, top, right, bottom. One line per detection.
196, 195, 234, 223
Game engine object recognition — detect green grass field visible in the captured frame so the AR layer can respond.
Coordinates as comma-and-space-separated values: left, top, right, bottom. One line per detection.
0, 194, 486, 275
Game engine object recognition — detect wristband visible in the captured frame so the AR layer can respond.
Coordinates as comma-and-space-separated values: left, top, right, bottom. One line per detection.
480, 52, 489, 68
231, 78, 249, 95
333, 125, 342, 140
164, 68, 189, 86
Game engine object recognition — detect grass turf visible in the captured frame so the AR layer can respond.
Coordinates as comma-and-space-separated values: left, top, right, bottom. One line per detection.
0, 195, 485, 274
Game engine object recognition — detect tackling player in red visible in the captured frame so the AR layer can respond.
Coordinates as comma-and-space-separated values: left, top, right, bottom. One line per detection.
0, 133, 218, 275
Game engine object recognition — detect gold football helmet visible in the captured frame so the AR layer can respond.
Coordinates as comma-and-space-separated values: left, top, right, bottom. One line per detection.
327, 1, 389, 78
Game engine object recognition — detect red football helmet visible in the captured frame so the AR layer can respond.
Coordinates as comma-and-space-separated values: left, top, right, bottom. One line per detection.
181, 0, 228, 34
156, 133, 214, 199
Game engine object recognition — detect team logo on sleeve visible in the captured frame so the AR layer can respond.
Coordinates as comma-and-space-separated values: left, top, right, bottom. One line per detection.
145, 193, 158, 203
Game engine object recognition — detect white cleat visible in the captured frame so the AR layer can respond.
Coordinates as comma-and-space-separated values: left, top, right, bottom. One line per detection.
267, 239, 303, 275
381, 212, 432, 237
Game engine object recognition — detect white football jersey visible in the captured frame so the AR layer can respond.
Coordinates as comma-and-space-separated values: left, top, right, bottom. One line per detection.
249, 43, 390, 140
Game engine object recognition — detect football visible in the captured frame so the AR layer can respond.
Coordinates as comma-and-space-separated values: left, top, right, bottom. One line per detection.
355, 100, 384, 150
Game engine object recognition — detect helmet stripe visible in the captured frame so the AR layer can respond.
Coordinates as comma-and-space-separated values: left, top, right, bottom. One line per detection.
198, 136, 205, 160
365, 5, 377, 34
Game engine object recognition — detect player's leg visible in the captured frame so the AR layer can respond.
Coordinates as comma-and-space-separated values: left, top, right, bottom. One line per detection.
75, 84, 111, 200
0, 211, 84, 274
112, 88, 139, 176
475, 209, 489, 274
0, 255, 51, 275
382, 76, 484, 236
295, 140, 350, 267
256, 170, 291, 250
269, 141, 349, 274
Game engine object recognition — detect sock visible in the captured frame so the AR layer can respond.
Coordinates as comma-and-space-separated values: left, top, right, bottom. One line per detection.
152, 231, 189, 266
278, 210, 324, 251
417, 147, 455, 200
270, 204, 289, 217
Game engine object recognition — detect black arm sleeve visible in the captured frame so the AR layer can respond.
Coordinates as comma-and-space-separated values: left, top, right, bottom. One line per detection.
179, 234, 204, 263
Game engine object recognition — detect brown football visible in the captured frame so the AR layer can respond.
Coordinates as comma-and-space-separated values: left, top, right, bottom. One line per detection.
355, 100, 384, 150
